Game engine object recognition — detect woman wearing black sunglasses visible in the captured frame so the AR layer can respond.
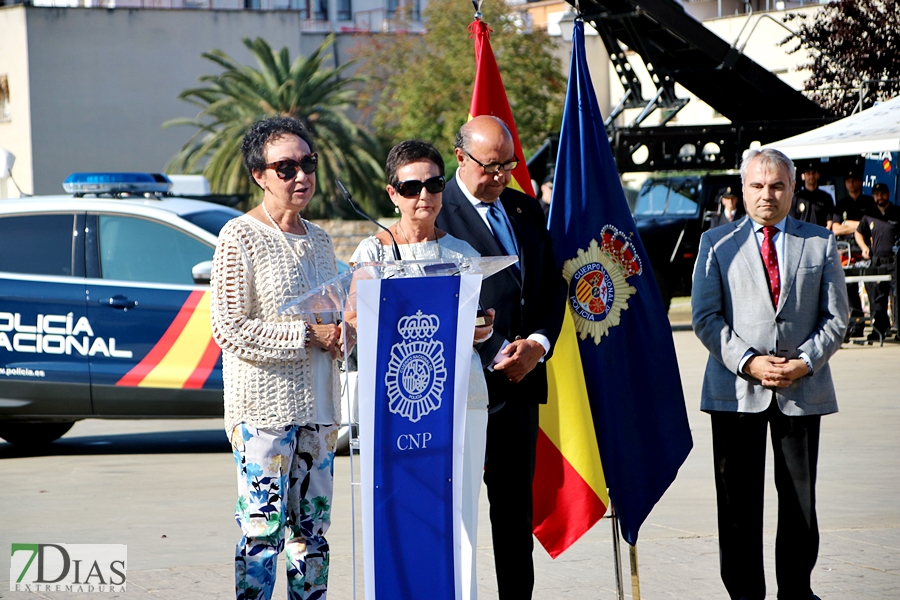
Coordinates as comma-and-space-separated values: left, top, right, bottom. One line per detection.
210, 116, 347, 600
350, 140, 481, 265
350, 139, 494, 600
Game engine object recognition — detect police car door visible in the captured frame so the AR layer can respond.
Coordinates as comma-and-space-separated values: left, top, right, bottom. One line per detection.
84, 212, 221, 417
0, 212, 92, 417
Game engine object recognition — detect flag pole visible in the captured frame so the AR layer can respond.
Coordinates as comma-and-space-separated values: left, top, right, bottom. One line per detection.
609, 506, 625, 600
609, 504, 643, 600
343, 352, 359, 600
629, 544, 642, 600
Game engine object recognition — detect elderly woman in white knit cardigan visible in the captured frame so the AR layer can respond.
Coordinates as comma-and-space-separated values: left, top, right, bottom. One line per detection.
211, 116, 347, 600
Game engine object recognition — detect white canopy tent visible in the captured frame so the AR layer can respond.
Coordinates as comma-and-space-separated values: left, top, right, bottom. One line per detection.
766, 95, 900, 159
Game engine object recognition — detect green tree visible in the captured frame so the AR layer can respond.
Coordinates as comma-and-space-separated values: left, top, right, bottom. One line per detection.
165, 35, 388, 218
782, 0, 900, 116
351, 0, 565, 162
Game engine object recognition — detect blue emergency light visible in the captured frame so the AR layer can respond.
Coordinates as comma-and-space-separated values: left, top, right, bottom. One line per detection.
63, 172, 173, 195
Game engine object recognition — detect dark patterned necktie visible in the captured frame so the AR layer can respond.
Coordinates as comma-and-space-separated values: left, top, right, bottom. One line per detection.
761, 225, 780, 307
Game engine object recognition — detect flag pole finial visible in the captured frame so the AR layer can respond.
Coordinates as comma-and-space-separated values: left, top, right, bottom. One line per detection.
471, 0, 483, 20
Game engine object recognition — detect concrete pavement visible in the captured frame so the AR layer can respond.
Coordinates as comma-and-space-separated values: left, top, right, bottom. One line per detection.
1, 329, 898, 599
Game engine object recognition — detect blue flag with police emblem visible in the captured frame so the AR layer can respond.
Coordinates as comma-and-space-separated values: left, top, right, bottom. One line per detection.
356, 274, 480, 599
546, 20, 693, 546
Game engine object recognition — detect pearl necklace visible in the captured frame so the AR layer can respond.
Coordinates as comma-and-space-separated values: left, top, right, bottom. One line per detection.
261, 200, 322, 324
396, 221, 442, 260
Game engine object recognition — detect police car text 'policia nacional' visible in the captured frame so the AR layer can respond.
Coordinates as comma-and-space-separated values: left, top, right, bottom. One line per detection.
0, 173, 245, 446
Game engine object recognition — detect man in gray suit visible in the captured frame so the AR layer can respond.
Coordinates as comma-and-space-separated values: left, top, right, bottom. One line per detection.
692, 148, 848, 600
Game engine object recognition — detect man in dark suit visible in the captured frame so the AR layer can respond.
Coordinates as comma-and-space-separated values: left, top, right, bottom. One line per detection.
435, 115, 566, 600
692, 148, 848, 600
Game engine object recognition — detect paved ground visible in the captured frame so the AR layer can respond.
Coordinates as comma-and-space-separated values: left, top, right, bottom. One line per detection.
1, 324, 898, 599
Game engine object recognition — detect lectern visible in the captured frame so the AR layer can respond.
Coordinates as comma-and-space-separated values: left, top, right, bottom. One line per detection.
280, 256, 515, 600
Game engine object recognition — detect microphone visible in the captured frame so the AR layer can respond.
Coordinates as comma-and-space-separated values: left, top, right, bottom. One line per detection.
336, 179, 401, 261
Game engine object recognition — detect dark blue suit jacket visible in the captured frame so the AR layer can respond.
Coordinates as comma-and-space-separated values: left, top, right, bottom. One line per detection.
436, 175, 566, 406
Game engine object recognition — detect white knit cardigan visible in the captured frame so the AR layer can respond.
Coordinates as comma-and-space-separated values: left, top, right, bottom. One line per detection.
211, 214, 341, 434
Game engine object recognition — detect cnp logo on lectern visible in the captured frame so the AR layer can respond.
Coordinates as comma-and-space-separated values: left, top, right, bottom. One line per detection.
10, 544, 127, 592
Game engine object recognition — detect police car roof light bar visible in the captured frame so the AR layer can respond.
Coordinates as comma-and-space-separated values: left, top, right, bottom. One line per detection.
63, 172, 173, 196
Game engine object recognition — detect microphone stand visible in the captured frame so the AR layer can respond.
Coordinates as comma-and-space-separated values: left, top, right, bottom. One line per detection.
336, 179, 401, 261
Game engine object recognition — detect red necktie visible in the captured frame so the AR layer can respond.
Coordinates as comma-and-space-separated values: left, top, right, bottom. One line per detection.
761, 225, 780, 307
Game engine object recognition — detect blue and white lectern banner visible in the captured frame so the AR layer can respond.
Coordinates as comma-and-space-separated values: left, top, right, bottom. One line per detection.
356, 274, 481, 600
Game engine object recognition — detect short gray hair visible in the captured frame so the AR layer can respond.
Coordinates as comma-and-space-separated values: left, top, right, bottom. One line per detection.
740, 148, 795, 188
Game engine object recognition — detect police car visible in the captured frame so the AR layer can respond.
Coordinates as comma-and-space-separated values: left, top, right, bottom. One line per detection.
0, 173, 245, 446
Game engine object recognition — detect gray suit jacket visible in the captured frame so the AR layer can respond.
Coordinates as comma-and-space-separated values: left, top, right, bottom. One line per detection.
691, 216, 848, 416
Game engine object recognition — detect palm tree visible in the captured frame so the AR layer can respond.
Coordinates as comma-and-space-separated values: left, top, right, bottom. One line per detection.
165, 35, 387, 218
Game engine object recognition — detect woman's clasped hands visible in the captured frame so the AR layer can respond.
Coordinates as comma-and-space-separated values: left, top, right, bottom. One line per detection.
307, 321, 356, 360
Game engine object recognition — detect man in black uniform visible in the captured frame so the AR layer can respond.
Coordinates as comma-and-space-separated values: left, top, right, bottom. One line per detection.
832, 168, 875, 235
855, 182, 900, 341
790, 162, 833, 228
708, 187, 741, 229
831, 168, 875, 338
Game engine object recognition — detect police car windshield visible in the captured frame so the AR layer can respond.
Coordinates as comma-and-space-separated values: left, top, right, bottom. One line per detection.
180, 210, 240, 236
634, 179, 699, 217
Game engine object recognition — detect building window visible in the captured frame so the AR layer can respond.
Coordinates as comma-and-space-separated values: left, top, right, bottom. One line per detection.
313, 0, 327, 19
386, 0, 419, 22
0, 75, 9, 122
337, 0, 350, 20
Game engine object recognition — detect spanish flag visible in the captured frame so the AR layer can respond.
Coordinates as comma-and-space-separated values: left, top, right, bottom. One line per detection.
467, 15, 610, 558
467, 18, 534, 197
543, 20, 692, 551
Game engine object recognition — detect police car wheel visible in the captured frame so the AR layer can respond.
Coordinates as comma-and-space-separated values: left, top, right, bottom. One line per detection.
335, 424, 358, 456
0, 421, 75, 446
335, 427, 350, 456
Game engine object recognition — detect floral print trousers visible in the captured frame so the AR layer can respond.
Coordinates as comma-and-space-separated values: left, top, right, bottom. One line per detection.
231, 423, 338, 600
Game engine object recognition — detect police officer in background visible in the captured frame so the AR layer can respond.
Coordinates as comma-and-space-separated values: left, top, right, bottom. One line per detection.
790, 161, 834, 228
831, 168, 875, 338
831, 168, 875, 235
855, 182, 900, 341
708, 187, 741, 229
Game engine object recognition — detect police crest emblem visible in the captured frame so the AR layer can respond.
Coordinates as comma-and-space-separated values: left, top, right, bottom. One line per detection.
384, 310, 447, 422
563, 225, 643, 344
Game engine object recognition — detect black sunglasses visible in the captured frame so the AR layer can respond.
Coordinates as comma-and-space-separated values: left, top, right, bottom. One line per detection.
394, 175, 446, 198
265, 153, 318, 180
462, 150, 519, 174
